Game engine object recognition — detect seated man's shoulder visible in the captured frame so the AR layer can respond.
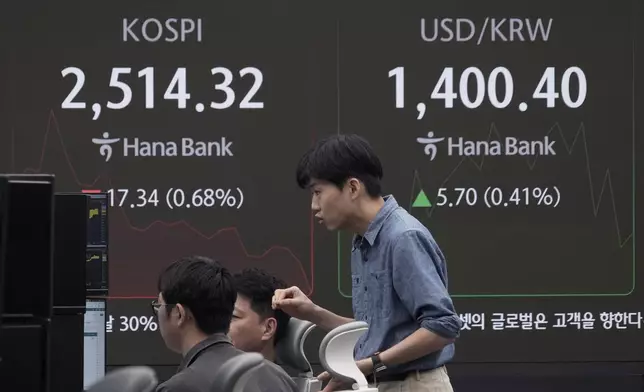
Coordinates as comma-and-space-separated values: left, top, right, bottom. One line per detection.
155, 369, 201, 392
264, 359, 293, 378
246, 359, 298, 392
156, 351, 297, 392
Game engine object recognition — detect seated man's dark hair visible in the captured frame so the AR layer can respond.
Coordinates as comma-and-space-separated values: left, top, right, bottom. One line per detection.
233, 268, 291, 345
295, 134, 383, 197
158, 255, 236, 334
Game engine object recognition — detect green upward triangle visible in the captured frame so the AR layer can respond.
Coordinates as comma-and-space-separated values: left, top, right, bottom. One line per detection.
412, 189, 432, 208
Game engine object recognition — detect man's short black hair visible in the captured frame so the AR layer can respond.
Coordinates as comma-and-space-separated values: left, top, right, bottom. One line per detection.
158, 255, 236, 335
233, 268, 291, 345
295, 134, 383, 197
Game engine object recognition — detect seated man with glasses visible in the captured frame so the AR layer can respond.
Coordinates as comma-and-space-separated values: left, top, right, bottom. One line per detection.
229, 268, 291, 362
153, 255, 298, 392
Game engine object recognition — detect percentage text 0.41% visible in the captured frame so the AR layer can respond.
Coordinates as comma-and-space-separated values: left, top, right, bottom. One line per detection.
432, 187, 561, 208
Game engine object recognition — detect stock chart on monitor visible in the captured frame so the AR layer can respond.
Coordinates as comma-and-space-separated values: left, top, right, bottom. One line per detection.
0, 0, 641, 365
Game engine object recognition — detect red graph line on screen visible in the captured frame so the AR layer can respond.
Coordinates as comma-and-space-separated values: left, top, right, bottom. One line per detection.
410, 122, 633, 248
111, 205, 314, 298
9, 110, 315, 298
12, 114, 104, 187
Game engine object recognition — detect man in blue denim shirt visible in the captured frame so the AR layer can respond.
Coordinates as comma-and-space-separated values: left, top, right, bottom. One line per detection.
273, 134, 463, 391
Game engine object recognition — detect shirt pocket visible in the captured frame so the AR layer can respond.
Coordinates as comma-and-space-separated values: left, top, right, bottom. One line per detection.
351, 274, 365, 320
368, 269, 393, 318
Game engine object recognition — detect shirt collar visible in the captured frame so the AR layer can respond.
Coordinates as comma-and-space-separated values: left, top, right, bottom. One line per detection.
178, 333, 232, 371
352, 195, 398, 250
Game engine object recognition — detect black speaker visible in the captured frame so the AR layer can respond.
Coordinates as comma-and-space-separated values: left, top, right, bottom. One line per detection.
50, 193, 89, 392
53, 193, 88, 311
0, 173, 55, 392
50, 314, 84, 392
1, 174, 54, 319
0, 322, 49, 391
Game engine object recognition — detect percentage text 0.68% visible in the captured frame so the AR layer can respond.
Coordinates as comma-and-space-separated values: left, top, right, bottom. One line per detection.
106, 188, 244, 210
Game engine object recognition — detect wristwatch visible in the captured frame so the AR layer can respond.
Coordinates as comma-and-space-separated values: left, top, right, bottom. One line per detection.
370, 352, 387, 373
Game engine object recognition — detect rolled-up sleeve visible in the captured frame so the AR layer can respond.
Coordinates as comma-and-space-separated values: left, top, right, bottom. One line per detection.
392, 229, 463, 339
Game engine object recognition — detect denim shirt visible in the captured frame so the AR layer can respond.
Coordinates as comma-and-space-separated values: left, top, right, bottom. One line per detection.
351, 195, 463, 375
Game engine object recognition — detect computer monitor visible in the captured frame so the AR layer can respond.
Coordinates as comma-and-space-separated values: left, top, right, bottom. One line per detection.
83, 298, 106, 389
87, 194, 108, 247
86, 193, 108, 294
86, 248, 108, 292
0, 178, 7, 322
0, 179, 6, 362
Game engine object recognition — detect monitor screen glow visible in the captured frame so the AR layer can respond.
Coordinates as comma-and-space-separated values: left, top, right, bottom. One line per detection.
84, 299, 106, 389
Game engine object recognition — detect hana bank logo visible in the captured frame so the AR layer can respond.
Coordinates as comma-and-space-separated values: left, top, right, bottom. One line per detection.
92, 132, 120, 162
416, 131, 445, 161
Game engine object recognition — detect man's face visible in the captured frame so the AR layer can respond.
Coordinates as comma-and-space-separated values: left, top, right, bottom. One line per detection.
155, 293, 182, 354
309, 179, 354, 231
229, 295, 273, 353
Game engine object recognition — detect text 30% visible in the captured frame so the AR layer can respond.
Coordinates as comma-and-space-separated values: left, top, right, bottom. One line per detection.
119, 316, 158, 332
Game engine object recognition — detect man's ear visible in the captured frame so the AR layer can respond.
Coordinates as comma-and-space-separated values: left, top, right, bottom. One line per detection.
175, 304, 188, 326
346, 178, 362, 199
261, 317, 278, 342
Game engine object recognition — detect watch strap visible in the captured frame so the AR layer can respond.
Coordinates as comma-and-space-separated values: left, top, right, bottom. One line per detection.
370, 352, 387, 373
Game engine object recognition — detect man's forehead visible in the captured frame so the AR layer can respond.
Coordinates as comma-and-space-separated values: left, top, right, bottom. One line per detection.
235, 296, 266, 320
235, 295, 252, 311
233, 304, 246, 314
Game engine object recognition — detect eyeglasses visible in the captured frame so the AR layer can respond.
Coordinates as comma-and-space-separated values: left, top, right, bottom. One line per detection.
150, 300, 175, 316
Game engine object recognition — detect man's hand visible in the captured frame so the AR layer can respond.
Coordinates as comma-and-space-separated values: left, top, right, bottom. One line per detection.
317, 371, 332, 383
316, 359, 374, 392
274, 287, 353, 331
272, 286, 316, 320
317, 371, 350, 392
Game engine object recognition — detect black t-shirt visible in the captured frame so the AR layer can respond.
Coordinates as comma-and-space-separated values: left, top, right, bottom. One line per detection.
156, 334, 298, 392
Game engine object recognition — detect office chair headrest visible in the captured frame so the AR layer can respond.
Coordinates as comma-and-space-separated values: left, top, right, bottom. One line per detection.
276, 317, 316, 375
85, 366, 158, 392
318, 321, 370, 389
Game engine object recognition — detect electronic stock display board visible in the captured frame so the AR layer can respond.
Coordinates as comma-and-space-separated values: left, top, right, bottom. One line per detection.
0, 0, 641, 365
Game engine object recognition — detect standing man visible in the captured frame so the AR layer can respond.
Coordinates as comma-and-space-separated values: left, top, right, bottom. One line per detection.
273, 134, 462, 391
